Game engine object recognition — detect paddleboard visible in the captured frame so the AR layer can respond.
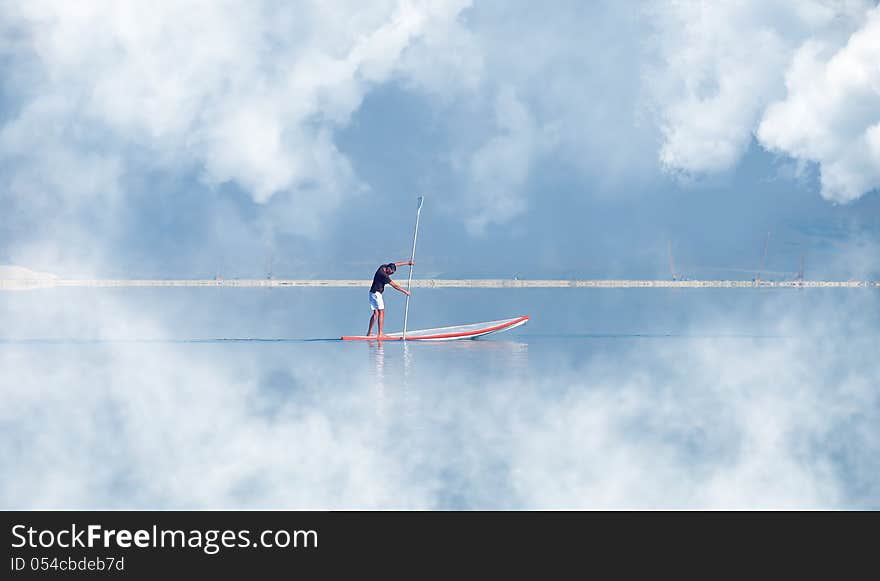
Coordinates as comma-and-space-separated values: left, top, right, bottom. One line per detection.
341, 315, 529, 341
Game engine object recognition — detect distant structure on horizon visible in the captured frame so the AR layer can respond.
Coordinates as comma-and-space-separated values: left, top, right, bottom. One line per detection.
666, 231, 817, 284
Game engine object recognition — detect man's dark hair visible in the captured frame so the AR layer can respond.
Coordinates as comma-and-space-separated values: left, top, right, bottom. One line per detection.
386, 263, 397, 273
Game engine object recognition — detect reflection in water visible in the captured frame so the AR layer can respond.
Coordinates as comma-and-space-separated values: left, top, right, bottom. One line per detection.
369, 340, 386, 420
431, 340, 531, 380
401, 341, 415, 428
402, 341, 412, 390
366, 339, 530, 451
456, 339, 529, 366
6, 286, 880, 510
366, 339, 530, 392
367, 340, 530, 377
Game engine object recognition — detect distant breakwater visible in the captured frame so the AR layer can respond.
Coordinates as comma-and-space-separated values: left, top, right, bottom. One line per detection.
2, 278, 878, 290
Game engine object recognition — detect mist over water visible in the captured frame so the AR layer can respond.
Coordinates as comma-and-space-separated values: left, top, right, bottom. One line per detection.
3, 0, 880, 515
2, 288, 879, 509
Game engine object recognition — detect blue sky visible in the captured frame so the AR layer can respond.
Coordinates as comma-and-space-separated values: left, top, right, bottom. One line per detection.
2, 1, 878, 280
2, 2, 880, 510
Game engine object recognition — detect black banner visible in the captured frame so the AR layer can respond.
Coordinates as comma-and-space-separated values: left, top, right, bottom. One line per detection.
1, 511, 874, 578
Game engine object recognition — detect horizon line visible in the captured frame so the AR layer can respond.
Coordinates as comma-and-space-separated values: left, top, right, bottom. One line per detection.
2, 278, 878, 290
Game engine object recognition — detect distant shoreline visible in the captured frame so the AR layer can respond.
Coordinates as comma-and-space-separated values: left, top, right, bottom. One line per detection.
2, 278, 878, 290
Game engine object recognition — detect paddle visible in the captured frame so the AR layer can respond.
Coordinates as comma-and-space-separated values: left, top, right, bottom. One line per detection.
402, 196, 423, 341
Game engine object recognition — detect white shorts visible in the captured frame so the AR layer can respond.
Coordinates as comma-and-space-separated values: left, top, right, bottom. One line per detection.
369, 291, 384, 311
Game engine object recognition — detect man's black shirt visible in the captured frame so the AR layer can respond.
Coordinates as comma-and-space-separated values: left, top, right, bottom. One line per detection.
370, 266, 392, 293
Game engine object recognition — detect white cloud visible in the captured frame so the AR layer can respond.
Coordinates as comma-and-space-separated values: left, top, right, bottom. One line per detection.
2, 0, 877, 275
0, 0, 473, 235
2, 286, 878, 508
396, 0, 482, 98
0, 291, 428, 508
646, 0, 873, 178
463, 87, 556, 233
422, 4, 663, 228
758, 7, 880, 202
0, 95, 123, 274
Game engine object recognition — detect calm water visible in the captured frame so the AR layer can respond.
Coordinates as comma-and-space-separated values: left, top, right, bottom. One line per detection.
2, 288, 879, 508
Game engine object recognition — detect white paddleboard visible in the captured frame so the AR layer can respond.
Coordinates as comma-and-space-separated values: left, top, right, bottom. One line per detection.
341, 315, 529, 341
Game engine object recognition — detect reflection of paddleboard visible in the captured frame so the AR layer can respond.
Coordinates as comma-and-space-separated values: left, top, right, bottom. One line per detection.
341, 315, 529, 342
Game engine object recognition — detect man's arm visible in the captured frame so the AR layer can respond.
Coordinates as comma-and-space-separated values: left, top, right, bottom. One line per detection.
388, 280, 411, 296
392, 260, 414, 267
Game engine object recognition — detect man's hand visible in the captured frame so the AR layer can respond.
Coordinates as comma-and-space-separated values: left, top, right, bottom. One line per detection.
404, 289, 411, 296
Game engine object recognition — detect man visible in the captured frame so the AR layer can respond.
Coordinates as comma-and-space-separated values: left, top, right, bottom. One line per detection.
367, 260, 414, 337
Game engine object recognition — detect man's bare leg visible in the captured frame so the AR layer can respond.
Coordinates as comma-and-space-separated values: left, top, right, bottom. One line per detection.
378, 309, 386, 338
367, 311, 377, 336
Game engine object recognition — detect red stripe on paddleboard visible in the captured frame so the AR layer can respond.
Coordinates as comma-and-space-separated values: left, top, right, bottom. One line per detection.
340, 315, 529, 341
340, 336, 404, 341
